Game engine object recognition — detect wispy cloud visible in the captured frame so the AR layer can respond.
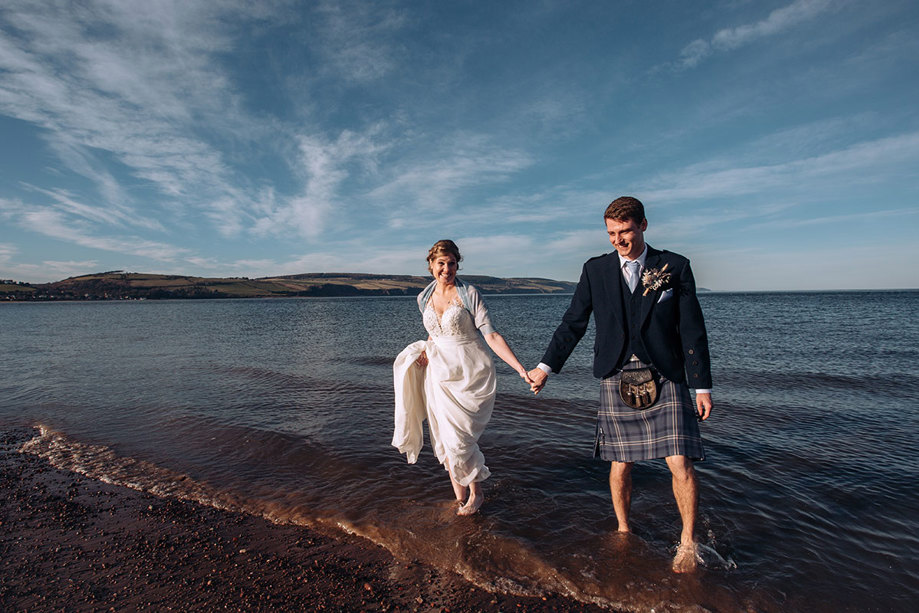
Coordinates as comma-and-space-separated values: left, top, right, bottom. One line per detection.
0, 1, 534, 273
642, 131, 919, 202
0, 1, 269, 233
233, 245, 427, 279
1, 1, 400, 248
253, 129, 387, 237
0, 1, 915, 290
746, 207, 918, 231
0, 242, 98, 283
0, 197, 190, 262
21, 184, 165, 232
0, 244, 18, 263
371, 134, 533, 228
678, 0, 833, 68
314, 0, 407, 82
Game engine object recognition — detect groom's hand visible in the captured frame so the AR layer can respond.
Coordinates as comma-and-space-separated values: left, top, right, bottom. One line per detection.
695, 393, 712, 421
527, 368, 547, 395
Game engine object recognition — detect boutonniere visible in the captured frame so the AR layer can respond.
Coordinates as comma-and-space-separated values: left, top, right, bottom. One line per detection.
641, 263, 671, 296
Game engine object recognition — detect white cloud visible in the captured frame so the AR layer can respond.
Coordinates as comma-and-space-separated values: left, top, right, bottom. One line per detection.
0, 242, 99, 283
314, 0, 407, 82
252, 130, 387, 238
0, 244, 19, 261
645, 202, 798, 245
641, 131, 919, 203
183, 256, 220, 270
41, 260, 101, 275
370, 135, 533, 227
678, 39, 713, 69
712, 0, 832, 50
0, 0, 269, 233
205, 197, 248, 239
746, 207, 918, 231
1, 197, 190, 262
678, 0, 833, 68
237, 248, 418, 278
21, 185, 165, 232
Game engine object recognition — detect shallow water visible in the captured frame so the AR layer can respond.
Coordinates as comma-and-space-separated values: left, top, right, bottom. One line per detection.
2, 291, 918, 611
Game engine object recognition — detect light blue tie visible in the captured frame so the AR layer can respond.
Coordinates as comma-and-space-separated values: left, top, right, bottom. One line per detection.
627, 260, 641, 293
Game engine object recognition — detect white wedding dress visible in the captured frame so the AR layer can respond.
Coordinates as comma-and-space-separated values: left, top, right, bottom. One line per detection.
393, 294, 496, 486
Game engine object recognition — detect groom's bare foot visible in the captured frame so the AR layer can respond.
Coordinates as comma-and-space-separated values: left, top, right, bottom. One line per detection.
457, 494, 483, 516
672, 543, 699, 573
609, 530, 634, 555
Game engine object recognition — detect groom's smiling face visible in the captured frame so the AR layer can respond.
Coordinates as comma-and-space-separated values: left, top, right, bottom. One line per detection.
606, 217, 647, 260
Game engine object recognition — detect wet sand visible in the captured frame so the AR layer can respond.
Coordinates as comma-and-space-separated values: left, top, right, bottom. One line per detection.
1, 427, 609, 612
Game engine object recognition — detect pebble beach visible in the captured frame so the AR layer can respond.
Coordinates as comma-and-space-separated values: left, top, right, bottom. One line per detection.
0, 427, 607, 612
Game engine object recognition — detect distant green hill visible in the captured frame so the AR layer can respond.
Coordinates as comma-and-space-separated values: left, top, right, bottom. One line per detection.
2, 271, 576, 301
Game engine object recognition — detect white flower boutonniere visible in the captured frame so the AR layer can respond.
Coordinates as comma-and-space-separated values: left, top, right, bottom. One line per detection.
641, 263, 671, 296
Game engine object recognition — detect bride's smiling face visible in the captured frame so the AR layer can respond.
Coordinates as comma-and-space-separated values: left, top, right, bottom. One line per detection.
430, 255, 458, 285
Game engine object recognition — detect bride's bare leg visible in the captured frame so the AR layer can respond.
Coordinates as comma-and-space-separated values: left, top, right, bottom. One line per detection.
457, 480, 483, 516
450, 473, 468, 505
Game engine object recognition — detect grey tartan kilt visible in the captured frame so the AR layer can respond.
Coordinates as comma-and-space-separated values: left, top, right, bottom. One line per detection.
595, 360, 705, 462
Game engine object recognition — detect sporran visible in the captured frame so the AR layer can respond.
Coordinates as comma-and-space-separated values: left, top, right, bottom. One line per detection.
618, 366, 659, 409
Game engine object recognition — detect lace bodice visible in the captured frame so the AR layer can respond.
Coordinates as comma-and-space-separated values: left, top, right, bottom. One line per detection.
423, 300, 479, 338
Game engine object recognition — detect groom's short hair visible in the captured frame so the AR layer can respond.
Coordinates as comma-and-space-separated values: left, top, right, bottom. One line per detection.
604, 196, 646, 225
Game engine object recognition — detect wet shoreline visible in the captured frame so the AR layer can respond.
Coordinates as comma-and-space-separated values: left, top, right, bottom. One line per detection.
1, 427, 610, 612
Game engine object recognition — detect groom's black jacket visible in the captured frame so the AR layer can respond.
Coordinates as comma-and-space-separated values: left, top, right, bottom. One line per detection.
541, 245, 712, 388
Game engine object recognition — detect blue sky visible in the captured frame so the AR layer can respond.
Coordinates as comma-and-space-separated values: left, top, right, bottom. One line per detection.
1, 0, 917, 290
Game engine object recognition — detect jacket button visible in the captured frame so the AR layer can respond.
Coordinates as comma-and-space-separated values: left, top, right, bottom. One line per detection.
688, 349, 694, 355
693, 373, 699, 378
693, 360, 699, 366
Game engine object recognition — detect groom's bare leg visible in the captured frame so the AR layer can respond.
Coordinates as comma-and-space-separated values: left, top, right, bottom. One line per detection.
457, 480, 483, 515
609, 461, 633, 532
666, 455, 699, 572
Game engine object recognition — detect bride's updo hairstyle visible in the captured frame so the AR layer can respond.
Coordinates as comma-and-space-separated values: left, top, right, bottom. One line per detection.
427, 239, 462, 272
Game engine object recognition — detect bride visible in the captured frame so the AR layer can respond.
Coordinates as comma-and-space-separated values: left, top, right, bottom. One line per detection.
393, 240, 531, 515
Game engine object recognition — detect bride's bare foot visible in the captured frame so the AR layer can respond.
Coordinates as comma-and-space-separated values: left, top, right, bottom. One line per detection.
457, 496, 482, 515
449, 474, 468, 505
672, 543, 699, 573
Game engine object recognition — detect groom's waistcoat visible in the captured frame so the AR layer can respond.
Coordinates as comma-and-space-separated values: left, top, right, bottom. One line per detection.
619, 272, 652, 368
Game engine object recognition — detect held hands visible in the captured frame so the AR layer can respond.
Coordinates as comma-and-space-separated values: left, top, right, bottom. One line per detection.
419, 344, 541, 394
527, 368, 547, 395
519, 370, 534, 387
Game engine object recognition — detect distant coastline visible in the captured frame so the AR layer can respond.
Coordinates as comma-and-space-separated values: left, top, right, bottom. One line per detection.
6, 274, 912, 301
0, 271, 577, 301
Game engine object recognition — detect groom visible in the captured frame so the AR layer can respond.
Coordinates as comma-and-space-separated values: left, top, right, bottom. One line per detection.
527, 196, 713, 572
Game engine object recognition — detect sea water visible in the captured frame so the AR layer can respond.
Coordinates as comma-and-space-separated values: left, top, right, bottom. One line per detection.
2, 291, 918, 611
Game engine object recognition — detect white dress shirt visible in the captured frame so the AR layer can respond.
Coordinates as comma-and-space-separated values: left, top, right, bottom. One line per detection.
618, 244, 648, 289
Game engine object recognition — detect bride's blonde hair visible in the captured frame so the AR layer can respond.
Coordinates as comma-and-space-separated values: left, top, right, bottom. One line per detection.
426, 240, 462, 273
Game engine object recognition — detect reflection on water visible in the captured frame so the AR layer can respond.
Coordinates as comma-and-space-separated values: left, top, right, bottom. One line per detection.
3, 291, 919, 612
